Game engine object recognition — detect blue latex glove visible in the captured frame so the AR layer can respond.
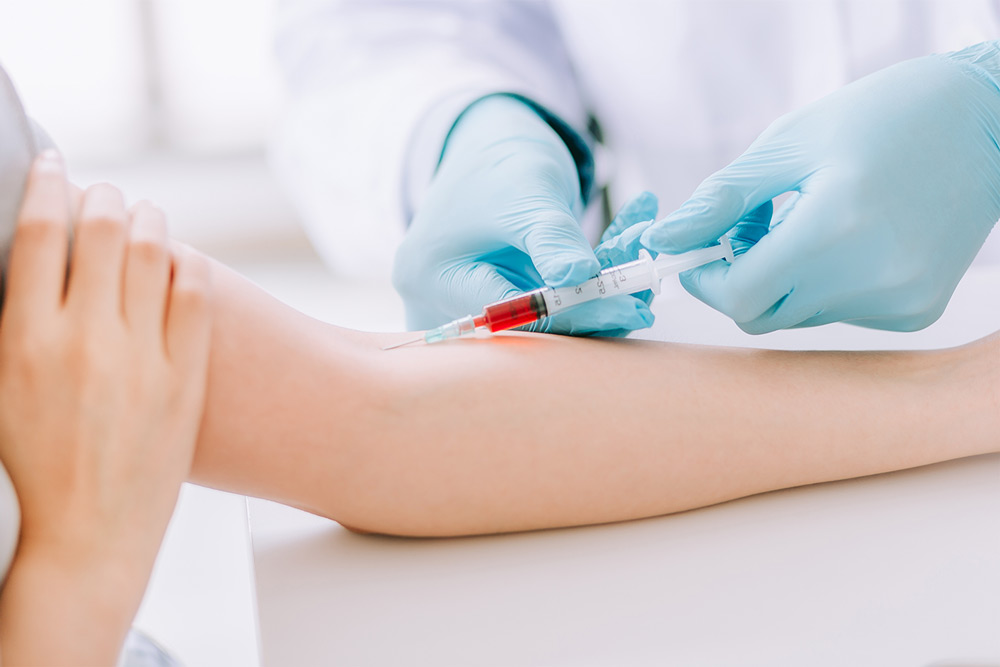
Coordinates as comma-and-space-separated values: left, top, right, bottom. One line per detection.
393, 94, 653, 336
641, 41, 1000, 334
591, 191, 662, 336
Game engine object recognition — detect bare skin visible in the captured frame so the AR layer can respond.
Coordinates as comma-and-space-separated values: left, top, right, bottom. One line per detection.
0, 155, 997, 664
190, 259, 1000, 537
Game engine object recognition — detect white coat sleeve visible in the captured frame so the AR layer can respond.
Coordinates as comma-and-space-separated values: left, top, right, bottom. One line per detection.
271, 0, 590, 277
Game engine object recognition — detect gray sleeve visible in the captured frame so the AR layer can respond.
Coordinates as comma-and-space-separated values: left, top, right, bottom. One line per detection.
0, 63, 29, 586
0, 459, 18, 587
0, 63, 44, 277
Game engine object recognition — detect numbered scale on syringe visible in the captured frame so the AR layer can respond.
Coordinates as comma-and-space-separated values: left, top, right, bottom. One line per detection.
542, 252, 659, 316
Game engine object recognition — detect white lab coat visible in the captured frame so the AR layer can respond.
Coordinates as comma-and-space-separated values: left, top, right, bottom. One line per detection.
272, 0, 1000, 278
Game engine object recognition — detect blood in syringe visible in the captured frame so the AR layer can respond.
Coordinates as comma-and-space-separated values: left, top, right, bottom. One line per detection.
474, 290, 549, 332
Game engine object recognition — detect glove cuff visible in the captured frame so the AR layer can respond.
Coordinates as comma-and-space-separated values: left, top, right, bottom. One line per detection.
942, 40, 1000, 94
442, 92, 596, 206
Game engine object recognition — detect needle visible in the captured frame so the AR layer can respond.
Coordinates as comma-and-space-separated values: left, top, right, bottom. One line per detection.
381, 336, 424, 351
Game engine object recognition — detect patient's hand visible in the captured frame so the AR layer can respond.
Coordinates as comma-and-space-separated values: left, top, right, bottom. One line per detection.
0, 152, 212, 664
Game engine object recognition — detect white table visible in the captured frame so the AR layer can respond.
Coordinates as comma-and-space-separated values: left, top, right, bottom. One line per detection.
248, 264, 1000, 667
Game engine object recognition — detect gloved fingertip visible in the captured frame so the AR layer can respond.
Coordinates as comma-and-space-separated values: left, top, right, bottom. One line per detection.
641, 197, 736, 253
735, 316, 781, 336
675, 261, 732, 312
676, 265, 702, 293
604, 298, 655, 332
640, 222, 683, 253
605, 191, 659, 235
630, 190, 659, 209
597, 304, 654, 338
636, 303, 655, 328
542, 254, 600, 287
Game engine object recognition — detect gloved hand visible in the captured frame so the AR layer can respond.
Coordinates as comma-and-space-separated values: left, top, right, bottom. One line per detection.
641, 41, 1000, 334
393, 94, 652, 336
591, 190, 662, 336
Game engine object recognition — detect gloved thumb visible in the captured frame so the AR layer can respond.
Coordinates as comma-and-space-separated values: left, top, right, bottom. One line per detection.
522, 208, 600, 288
641, 145, 801, 254
674, 201, 798, 331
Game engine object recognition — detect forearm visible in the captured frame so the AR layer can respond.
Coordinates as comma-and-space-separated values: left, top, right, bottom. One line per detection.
326, 333, 998, 535
189, 259, 999, 536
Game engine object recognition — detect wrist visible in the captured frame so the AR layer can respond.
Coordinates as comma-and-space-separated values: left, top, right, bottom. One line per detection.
940, 333, 1000, 457
0, 541, 142, 666
15, 532, 151, 597
983, 333, 1000, 452
16, 521, 157, 597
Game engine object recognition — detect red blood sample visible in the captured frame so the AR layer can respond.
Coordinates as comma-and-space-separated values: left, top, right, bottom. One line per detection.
474, 290, 549, 332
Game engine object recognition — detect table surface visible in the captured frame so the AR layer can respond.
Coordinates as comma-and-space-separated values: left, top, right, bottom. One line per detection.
248, 263, 1000, 667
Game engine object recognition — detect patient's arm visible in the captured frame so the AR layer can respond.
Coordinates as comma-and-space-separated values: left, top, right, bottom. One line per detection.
190, 258, 999, 537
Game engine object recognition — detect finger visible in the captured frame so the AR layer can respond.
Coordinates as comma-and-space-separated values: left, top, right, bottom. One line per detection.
521, 209, 600, 287
66, 183, 129, 314
771, 191, 801, 228
601, 191, 659, 243
595, 219, 655, 267
165, 244, 212, 371
4, 151, 71, 320
737, 278, 930, 334
839, 312, 944, 332
640, 141, 802, 254
791, 288, 946, 332
123, 201, 170, 335
532, 295, 654, 336
732, 289, 824, 335
677, 189, 848, 332
677, 223, 800, 329
727, 201, 773, 257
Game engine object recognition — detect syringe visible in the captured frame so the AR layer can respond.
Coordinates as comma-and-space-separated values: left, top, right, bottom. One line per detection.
384, 236, 734, 349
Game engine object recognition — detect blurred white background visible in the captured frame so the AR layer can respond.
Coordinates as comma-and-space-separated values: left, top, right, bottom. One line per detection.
0, 0, 307, 264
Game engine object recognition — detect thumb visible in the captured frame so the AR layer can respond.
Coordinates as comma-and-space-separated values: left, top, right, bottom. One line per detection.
641, 142, 802, 254
522, 208, 600, 288
676, 196, 821, 332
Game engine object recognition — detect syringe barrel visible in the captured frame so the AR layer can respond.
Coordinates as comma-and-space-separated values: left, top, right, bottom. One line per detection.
470, 238, 733, 333
479, 290, 549, 332
541, 250, 658, 316
653, 238, 733, 279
